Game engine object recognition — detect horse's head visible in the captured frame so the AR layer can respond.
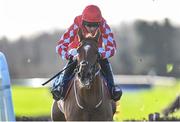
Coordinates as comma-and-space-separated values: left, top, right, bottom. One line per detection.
76, 29, 101, 89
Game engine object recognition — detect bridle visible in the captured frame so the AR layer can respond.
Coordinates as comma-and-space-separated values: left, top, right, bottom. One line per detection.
75, 40, 101, 85
77, 60, 100, 83
73, 31, 103, 110
73, 41, 103, 110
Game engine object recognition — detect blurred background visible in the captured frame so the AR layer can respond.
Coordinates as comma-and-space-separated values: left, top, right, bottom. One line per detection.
1, 0, 180, 78
0, 0, 180, 120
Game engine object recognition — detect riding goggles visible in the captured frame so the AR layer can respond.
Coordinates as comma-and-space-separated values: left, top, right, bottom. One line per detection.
83, 21, 100, 27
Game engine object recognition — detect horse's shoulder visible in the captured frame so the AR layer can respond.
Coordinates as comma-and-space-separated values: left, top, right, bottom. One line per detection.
63, 75, 76, 100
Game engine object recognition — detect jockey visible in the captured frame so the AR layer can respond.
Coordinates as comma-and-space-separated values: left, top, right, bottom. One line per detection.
51, 5, 122, 102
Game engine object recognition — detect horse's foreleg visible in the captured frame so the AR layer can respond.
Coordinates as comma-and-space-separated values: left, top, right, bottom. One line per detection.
51, 100, 66, 121
112, 101, 117, 115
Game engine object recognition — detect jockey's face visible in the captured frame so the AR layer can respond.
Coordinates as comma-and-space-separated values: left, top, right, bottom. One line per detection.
85, 25, 98, 33
83, 21, 100, 33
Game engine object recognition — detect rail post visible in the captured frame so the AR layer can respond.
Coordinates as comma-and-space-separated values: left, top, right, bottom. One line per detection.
0, 52, 15, 121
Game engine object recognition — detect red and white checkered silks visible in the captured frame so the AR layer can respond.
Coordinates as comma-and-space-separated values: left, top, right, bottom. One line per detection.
56, 15, 117, 60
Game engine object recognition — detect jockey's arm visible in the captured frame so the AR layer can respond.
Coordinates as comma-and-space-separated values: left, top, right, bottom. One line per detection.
56, 23, 79, 60
98, 22, 117, 59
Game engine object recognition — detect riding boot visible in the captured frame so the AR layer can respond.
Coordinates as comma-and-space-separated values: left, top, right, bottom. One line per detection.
99, 58, 122, 102
51, 59, 77, 101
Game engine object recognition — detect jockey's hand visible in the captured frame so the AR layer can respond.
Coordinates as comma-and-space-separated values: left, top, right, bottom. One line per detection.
68, 48, 78, 56
68, 48, 78, 60
97, 53, 102, 60
68, 55, 74, 60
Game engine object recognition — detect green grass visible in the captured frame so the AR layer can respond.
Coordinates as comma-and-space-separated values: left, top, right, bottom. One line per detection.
114, 81, 180, 120
12, 81, 180, 120
12, 86, 53, 116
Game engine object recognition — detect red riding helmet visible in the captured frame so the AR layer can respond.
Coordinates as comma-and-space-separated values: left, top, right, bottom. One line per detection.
82, 5, 102, 23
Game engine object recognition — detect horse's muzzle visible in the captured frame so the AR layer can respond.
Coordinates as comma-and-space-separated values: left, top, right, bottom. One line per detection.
80, 79, 91, 89
77, 60, 94, 89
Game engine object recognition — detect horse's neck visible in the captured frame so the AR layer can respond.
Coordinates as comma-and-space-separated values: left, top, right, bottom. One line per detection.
76, 75, 103, 106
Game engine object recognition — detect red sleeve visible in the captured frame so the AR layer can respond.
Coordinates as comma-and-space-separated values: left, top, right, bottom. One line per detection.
98, 22, 117, 59
56, 21, 79, 60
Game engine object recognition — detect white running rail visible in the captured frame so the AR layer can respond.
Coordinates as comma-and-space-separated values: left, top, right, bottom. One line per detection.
0, 52, 15, 121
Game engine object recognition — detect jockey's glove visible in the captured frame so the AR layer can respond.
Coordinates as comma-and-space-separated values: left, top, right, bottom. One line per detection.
68, 48, 78, 60
97, 52, 102, 60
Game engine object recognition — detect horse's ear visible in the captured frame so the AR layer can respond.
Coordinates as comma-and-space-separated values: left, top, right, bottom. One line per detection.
94, 29, 101, 41
77, 29, 84, 42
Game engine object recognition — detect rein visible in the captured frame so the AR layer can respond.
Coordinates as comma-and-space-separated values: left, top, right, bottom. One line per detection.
74, 72, 103, 111
73, 40, 103, 111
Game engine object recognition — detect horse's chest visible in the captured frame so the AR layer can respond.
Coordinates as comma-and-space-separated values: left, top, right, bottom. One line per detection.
63, 79, 113, 120
64, 104, 112, 121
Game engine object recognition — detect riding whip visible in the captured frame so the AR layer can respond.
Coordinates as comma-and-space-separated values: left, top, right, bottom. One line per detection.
42, 61, 77, 86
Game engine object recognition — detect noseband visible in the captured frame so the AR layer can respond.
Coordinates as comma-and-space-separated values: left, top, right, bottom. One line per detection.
77, 60, 100, 82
